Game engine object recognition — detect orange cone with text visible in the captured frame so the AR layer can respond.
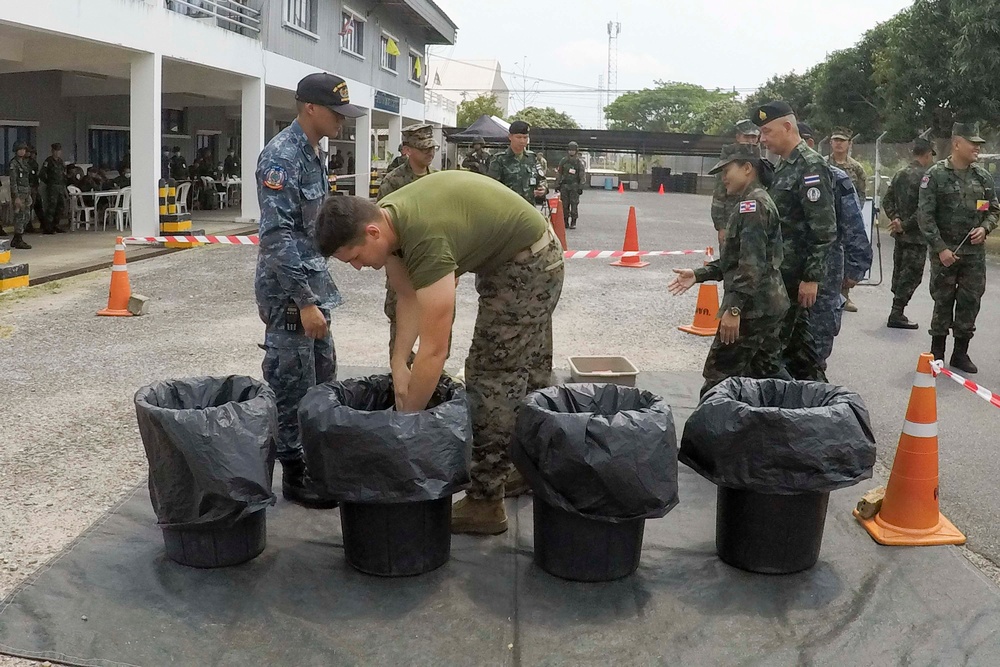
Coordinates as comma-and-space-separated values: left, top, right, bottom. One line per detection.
97, 237, 133, 317
678, 247, 720, 337
610, 206, 649, 268
549, 197, 568, 250
854, 353, 965, 546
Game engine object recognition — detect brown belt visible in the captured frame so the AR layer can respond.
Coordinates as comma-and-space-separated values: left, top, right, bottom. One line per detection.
512, 227, 556, 262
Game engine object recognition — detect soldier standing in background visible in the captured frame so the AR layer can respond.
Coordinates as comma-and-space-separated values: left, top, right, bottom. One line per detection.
461, 135, 491, 174
255, 72, 365, 506
223, 147, 240, 179
883, 137, 936, 330
168, 146, 187, 181
488, 120, 547, 203
917, 122, 999, 374
386, 143, 407, 172
8, 142, 33, 249
27, 144, 41, 233
711, 120, 761, 247
39, 143, 68, 234
754, 102, 837, 382
555, 141, 586, 229
827, 127, 868, 313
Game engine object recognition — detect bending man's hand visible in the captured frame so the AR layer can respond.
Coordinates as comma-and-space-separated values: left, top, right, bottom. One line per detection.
798, 281, 819, 308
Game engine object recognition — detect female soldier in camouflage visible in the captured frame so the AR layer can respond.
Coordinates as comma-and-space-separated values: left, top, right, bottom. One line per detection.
668, 144, 790, 395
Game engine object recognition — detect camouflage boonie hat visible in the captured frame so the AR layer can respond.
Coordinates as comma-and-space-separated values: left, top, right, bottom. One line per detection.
708, 144, 761, 175
13, 141, 26, 152
830, 127, 853, 141
734, 119, 760, 136
402, 123, 437, 150
953, 122, 986, 144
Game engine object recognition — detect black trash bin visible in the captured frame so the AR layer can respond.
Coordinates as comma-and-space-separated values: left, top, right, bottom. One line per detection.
512, 383, 678, 582
681, 378, 876, 574
134, 376, 277, 568
299, 374, 470, 577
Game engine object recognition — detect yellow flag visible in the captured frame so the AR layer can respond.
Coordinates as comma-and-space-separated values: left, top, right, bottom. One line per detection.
386, 38, 400, 57
414, 56, 422, 79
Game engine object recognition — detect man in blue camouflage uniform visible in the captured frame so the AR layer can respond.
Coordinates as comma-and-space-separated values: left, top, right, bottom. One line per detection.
800, 123, 872, 369
256, 72, 365, 507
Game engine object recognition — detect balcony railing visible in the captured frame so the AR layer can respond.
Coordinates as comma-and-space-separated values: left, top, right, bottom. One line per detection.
165, 0, 261, 37
424, 90, 457, 114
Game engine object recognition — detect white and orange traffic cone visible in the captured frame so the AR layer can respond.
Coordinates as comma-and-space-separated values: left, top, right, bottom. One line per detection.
610, 206, 649, 268
97, 237, 133, 317
678, 247, 720, 337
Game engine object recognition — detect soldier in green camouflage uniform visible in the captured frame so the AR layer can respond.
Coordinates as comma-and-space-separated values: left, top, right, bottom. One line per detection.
461, 135, 491, 175
670, 144, 789, 396
827, 127, 867, 313
753, 102, 837, 382
711, 119, 761, 247
377, 123, 438, 358
386, 143, 406, 173
883, 137, 936, 329
39, 143, 68, 234
555, 141, 586, 229
315, 170, 564, 536
488, 120, 547, 203
917, 122, 1000, 374
8, 142, 32, 249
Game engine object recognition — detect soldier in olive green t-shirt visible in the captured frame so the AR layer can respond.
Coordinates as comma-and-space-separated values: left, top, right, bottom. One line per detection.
316, 170, 565, 536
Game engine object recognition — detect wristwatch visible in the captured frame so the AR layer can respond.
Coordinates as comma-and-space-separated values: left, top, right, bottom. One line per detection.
729, 307, 741, 317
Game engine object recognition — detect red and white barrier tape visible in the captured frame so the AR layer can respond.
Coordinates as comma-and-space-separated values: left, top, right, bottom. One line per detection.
930, 360, 1000, 409
563, 249, 707, 259
122, 235, 259, 245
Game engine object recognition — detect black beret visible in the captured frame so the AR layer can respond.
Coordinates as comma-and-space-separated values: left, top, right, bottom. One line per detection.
797, 122, 814, 139
509, 120, 530, 135
913, 137, 936, 156
752, 101, 795, 127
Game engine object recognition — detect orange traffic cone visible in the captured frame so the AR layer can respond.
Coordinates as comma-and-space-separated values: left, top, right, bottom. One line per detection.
617, 181, 624, 194
854, 353, 965, 546
548, 197, 568, 250
97, 237, 133, 317
611, 206, 649, 268
658, 183, 665, 195
678, 247, 720, 336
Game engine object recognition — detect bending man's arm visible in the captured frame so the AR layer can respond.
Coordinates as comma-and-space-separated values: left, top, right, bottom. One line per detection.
399, 273, 456, 412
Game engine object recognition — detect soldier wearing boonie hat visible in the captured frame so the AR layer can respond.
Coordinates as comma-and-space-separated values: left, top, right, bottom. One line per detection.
711, 120, 763, 244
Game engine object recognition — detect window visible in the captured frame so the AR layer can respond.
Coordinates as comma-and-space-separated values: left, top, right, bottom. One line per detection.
162, 108, 186, 135
0, 125, 36, 176
88, 128, 129, 171
409, 51, 422, 83
284, 0, 317, 34
340, 9, 365, 56
196, 133, 220, 162
380, 34, 399, 73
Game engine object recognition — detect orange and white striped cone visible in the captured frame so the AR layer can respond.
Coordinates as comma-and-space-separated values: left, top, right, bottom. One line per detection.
97, 237, 133, 317
678, 247, 720, 337
854, 353, 965, 545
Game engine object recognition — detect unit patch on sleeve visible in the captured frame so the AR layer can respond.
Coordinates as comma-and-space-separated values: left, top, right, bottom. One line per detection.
920, 174, 930, 189
263, 165, 287, 190
738, 200, 757, 214
806, 187, 821, 202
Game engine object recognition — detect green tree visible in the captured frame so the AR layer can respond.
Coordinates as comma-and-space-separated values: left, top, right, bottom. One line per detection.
457, 94, 506, 127
604, 81, 740, 133
509, 106, 579, 129
744, 69, 821, 121
694, 97, 746, 135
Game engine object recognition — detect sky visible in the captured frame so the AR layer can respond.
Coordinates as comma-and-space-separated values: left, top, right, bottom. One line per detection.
430, 0, 913, 129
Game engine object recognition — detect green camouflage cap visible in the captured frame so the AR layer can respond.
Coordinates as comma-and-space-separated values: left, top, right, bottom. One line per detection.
734, 119, 760, 136
402, 122, 437, 150
708, 143, 761, 174
13, 141, 27, 152
953, 122, 986, 144
830, 127, 853, 141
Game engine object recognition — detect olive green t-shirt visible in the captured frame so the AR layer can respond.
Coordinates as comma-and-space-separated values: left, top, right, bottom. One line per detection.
380, 170, 548, 289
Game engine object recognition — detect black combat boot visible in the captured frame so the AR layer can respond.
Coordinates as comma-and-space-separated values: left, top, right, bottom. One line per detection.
570, 217, 577, 229
11, 234, 31, 250
0, 225, 8, 237
887, 309, 919, 330
281, 458, 337, 509
930, 335, 946, 362
950, 338, 978, 374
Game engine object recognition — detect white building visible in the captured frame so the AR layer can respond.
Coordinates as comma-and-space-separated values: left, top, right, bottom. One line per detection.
0, 0, 457, 236
426, 56, 509, 117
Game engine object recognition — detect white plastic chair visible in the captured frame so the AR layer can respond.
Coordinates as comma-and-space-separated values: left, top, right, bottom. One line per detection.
176, 181, 191, 214
67, 185, 96, 230
103, 187, 131, 231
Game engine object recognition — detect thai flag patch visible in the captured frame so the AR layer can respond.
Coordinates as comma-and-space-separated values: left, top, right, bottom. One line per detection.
739, 200, 757, 213
803, 174, 821, 186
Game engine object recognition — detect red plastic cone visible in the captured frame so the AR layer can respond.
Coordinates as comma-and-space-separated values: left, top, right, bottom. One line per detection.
618, 181, 624, 194
97, 237, 133, 317
658, 183, 665, 195
548, 196, 568, 250
610, 206, 649, 268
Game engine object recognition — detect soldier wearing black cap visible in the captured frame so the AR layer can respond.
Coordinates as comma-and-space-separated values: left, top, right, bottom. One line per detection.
753, 101, 837, 382
883, 136, 936, 330
255, 72, 365, 508
488, 120, 547, 203
39, 143, 68, 234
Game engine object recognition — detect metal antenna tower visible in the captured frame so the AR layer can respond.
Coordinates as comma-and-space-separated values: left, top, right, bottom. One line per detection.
597, 73, 605, 130
607, 21, 621, 109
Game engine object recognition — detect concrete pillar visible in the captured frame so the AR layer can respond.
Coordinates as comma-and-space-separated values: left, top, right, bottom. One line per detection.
240, 76, 265, 223
129, 52, 161, 237
355, 111, 372, 197
387, 114, 403, 165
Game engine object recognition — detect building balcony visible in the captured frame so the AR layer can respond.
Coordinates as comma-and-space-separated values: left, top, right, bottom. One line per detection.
164, 0, 261, 38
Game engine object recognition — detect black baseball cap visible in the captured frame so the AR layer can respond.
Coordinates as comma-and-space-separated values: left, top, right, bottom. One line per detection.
752, 101, 795, 127
296, 73, 366, 118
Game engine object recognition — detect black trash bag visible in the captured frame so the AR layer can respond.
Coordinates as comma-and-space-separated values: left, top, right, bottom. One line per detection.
299, 374, 471, 503
134, 376, 278, 529
680, 378, 876, 494
511, 383, 678, 523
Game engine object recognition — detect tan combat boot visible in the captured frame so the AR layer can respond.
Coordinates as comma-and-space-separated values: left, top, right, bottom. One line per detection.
504, 468, 531, 498
451, 496, 508, 535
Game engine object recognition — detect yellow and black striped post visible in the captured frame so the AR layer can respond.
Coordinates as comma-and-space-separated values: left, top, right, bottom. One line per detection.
160, 177, 198, 248
166, 178, 178, 215
158, 179, 168, 216
369, 169, 379, 200
329, 173, 338, 194
0, 262, 29, 291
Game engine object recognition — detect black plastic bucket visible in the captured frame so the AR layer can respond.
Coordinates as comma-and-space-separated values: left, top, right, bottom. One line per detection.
716, 487, 829, 574
340, 497, 452, 576
161, 511, 267, 568
533, 499, 645, 582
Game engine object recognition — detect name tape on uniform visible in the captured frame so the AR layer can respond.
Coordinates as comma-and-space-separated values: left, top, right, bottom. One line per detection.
930, 360, 1000, 409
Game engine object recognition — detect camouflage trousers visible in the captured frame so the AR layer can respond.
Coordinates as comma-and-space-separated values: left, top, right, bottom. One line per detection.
42, 187, 65, 231
812, 244, 846, 369
560, 188, 580, 222
466, 232, 565, 500
779, 279, 828, 382
12, 192, 31, 234
891, 240, 927, 313
701, 313, 788, 397
260, 304, 336, 463
928, 253, 986, 339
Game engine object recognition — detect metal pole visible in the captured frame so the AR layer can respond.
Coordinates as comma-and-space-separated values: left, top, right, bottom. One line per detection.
863, 130, 889, 287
